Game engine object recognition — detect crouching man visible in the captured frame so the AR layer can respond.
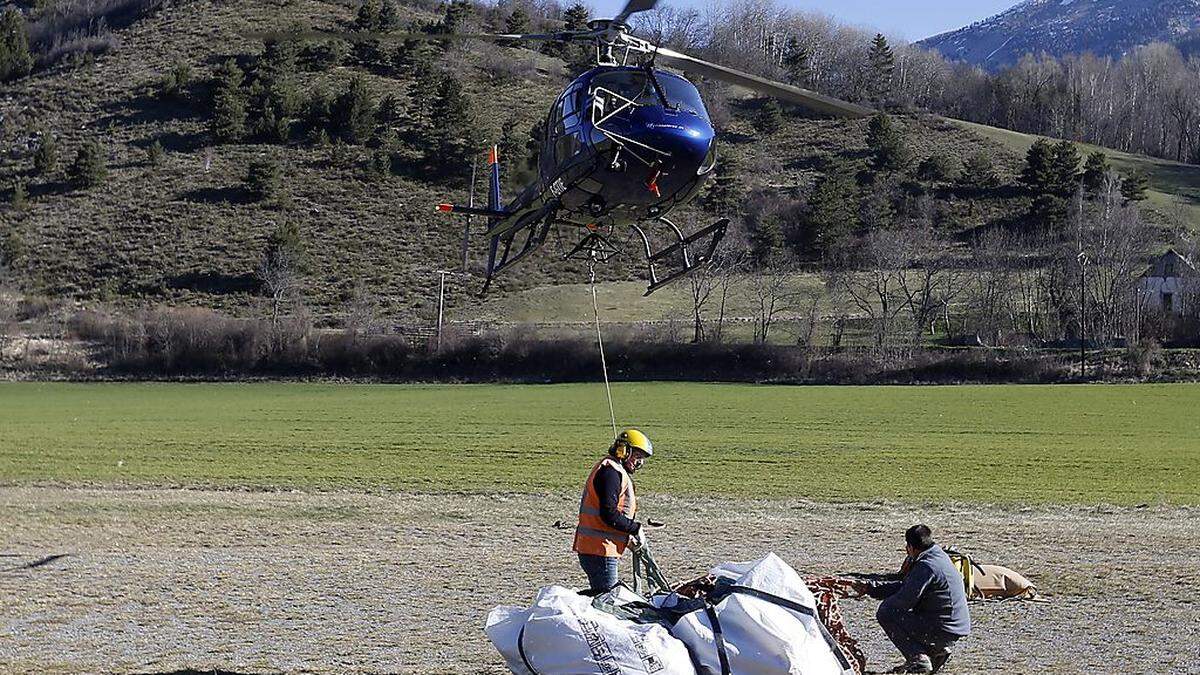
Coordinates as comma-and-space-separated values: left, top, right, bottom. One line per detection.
852, 524, 971, 674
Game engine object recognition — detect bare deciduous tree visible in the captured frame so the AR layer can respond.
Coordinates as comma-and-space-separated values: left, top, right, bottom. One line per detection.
1081, 173, 1155, 346
827, 230, 909, 350
257, 242, 303, 328
964, 228, 1017, 346
747, 254, 801, 344
894, 224, 953, 347
345, 279, 381, 340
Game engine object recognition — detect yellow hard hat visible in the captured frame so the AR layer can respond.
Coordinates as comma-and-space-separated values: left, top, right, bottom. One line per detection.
612, 428, 653, 459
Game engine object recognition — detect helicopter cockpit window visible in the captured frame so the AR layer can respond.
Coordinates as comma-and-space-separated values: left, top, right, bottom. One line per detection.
589, 70, 709, 120
656, 73, 709, 120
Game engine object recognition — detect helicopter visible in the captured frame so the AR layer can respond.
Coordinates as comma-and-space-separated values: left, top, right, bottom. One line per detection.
432, 0, 874, 295
264, 0, 874, 295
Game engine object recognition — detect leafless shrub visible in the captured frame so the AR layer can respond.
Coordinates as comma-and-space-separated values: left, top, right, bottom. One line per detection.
477, 46, 536, 83
27, 0, 166, 67
15, 296, 57, 322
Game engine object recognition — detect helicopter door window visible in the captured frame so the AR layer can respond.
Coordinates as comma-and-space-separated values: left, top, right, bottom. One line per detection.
555, 134, 579, 163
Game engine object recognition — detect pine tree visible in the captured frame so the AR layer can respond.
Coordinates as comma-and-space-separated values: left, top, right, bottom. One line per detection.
562, 3, 591, 30
960, 152, 999, 189
1020, 139, 1055, 193
210, 58, 247, 143
159, 61, 192, 100
0, 8, 33, 82
802, 164, 859, 257
253, 40, 301, 143
497, 118, 534, 190
146, 140, 165, 166
379, 0, 400, 30
702, 153, 743, 216
330, 75, 375, 144
439, 0, 473, 35
0, 222, 25, 271
306, 86, 335, 141
749, 214, 786, 266
365, 149, 392, 181
423, 75, 479, 177
867, 33, 895, 105
1049, 140, 1081, 195
782, 36, 812, 88
68, 140, 107, 188
1081, 150, 1110, 193
408, 59, 442, 130
754, 99, 784, 135
1121, 170, 1149, 203
917, 154, 958, 184
33, 134, 57, 177
10, 180, 27, 212
355, 0, 382, 30
505, 8, 530, 35
376, 93, 403, 124
246, 157, 283, 202
1022, 139, 1078, 227
544, 2, 590, 65
865, 113, 910, 172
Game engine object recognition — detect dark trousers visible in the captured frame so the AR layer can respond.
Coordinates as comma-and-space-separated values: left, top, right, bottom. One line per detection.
877, 602, 961, 660
578, 553, 619, 593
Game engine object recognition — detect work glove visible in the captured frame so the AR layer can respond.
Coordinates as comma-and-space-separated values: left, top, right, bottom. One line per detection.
629, 527, 647, 551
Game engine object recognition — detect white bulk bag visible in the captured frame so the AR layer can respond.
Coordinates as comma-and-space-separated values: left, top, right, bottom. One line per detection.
671, 553, 854, 675
486, 585, 698, 675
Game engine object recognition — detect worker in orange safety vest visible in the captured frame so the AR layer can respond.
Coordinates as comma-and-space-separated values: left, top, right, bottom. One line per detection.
573, 428, 653, 593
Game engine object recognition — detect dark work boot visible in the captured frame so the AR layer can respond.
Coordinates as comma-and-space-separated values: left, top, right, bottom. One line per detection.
930, 649, 952, 673
888, 654, 933, 673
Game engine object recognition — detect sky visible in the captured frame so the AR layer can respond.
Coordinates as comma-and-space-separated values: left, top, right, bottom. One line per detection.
587, 0, 1019, 41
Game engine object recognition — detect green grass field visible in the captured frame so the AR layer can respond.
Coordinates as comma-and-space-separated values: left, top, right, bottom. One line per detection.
1, 382, 1197, 505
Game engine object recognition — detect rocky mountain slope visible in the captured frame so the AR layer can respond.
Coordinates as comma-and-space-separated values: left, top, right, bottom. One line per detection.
920, 0, 1200, 70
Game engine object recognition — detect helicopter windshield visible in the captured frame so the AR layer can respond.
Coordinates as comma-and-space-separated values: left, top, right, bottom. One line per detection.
588, 70, 708, 120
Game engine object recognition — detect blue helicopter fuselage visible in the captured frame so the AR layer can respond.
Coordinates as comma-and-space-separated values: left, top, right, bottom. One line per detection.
533, 66, 717, 227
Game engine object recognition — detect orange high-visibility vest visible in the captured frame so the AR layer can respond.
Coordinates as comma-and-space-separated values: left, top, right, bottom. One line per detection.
573, 457, 637, 558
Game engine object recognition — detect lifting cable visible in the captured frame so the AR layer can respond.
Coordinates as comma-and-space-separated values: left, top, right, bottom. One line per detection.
587, 256, 618, 439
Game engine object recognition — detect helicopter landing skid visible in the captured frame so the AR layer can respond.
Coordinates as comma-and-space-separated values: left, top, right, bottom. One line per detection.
632, 216, 729, 296
481, 211, 554, 296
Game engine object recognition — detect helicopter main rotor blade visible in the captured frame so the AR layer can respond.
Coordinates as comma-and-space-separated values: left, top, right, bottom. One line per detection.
614, 0, 660, 25
245, 29, 591, 44
654, 47, 874, 119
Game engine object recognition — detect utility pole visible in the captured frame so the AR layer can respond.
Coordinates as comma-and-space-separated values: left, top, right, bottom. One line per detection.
1078, 250, 1087, 378
433, 269, 467, 352
435, 269, 450, 352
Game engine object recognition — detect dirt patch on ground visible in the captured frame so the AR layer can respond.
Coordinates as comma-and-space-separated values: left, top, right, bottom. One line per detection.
1, 488, 1197, 674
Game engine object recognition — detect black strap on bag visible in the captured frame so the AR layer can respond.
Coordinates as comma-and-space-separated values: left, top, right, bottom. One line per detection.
516, 625, 540, 675
703, 604, 732, 675
706, 583, 855, 674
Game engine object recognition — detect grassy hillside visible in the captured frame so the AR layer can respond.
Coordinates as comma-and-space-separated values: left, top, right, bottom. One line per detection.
1, 0, 1196, 327
2, 381, 1197, 504
954, 119, 1200, 230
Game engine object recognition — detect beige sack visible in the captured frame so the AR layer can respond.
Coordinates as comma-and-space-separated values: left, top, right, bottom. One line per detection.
973, 564, 1037, 599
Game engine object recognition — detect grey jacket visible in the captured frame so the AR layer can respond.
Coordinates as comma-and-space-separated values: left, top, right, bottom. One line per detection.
866, 545, 972, 637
